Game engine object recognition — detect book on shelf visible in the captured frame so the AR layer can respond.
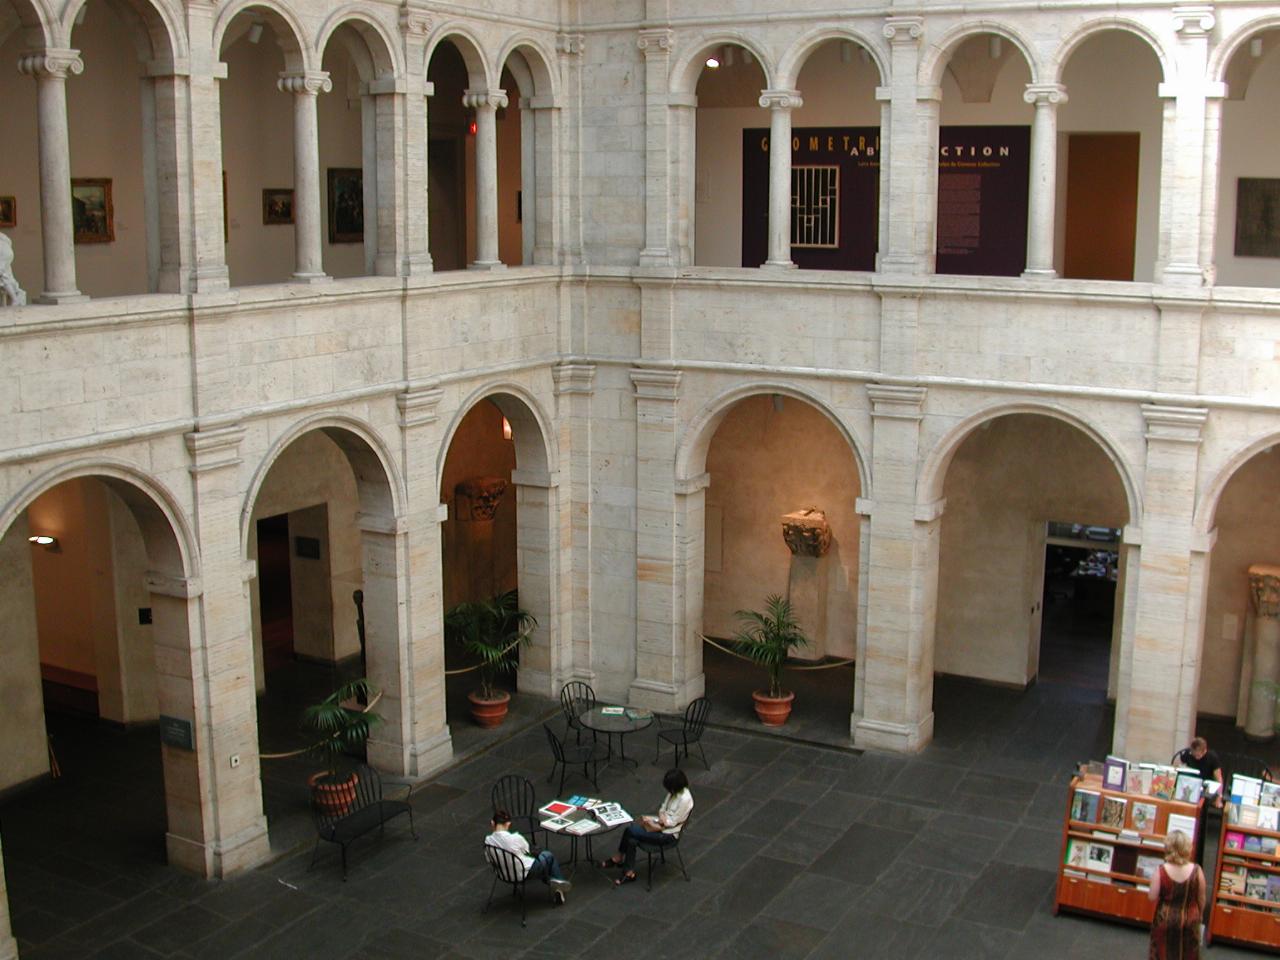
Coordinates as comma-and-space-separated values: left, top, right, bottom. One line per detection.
1151, 767, 1178, 800
1118, 828, 1140, 844
1221, 864, 1248, 896
1071, 789, 1101, 823
1100, 796, 1127, 830
1263, 836, 1279, 856
1247, 871, 1269, 901
1086, 842, 1115, 873
1064, 868, 1086, 879
1174, 772, 1204, 804
1233, 774, 1263, 805
1204, 780, 1222, 801
1103, 755, 1129, 792
1130, 802, 1158, 834
1166, 812, 1198, 844
1226, 831, 1246, 850
1263, 782, 1280, 808
1267, 875, 1280, 904
1260, 806, 1280, 831
1245, 835, 1264, 854
1242, 804, 1262, 828
538, 800, 577, 818
1136, 854, 1163, 882
1087, 873, 1112, 884
1127, 767, 1154, 796
1065, 838, 1089, 868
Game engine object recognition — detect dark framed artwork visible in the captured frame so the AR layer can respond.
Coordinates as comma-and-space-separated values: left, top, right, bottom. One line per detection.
0, 196, 14, 228
262, 188, 294, 225
1235, 178, 1280, 258
71, 178, 114, 243
327, 167, 364, 243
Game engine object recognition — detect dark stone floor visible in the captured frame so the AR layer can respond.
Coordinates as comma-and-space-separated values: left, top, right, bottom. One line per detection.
6, 664, 1277, 960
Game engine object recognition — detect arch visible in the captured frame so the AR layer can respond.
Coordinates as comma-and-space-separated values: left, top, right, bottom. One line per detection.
919, 20, 1042, 88
61, 0, 186, 65
495, 36, 558, 100
1209, 16, 1280, 84
919, 402, 1142, 523
776, 25, 888, 89
676, 382, 871, 492
315, 6, 401, 80
1050, 17, 1172, 85
0, 458, 196, 579
436, 383, 556, 492
213, 0, 309, 73
1196, 432, 1280, 535
669, 32, 775, 95
240, 414, 405, 558
424, 23, 490, 89
5, 0, 55, 50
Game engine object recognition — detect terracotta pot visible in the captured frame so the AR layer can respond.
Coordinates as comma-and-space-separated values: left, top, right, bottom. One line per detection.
309, 770, 359, 816
751, 690, 795, 726
468, 689, 511, 728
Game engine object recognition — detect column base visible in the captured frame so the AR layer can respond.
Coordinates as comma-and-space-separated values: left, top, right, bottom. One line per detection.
762, 259, 798, 270
292, 272, 331, 284
166, 819, 270, 879
852, 712, 934, 753
1020, 267, 1058, 279
408, 727, 454, 778
36, 290, 88, 304
627, 673, 705, 713
402, 253, 434, 277
877, 254, 922, 276
638, 248, 674, 267
0, 933, 16, 960
1157, 262, 1206, 287
468, 260, 507, 272
192, 264, 231, 293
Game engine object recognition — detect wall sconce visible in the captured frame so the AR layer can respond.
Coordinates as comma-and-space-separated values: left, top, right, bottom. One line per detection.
705, 55, 720, 69
248, 22, 264, 44
502, 416, 513, 440
29, 534, 59, 550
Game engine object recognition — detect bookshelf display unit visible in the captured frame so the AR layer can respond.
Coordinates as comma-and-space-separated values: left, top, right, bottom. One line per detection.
1054, 772, 1204, 926
1207, 788, 1280, 950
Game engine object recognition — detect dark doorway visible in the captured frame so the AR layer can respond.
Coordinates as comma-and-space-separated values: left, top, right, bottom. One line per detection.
257, 513, 293, 674
1038, 536, 1117, 689
1063, 132, 1140, 280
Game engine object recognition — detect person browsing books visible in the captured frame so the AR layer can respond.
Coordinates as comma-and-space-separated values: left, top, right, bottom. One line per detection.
485, 809, 572, 904
1176, 737, 1224, 808
1147, 830, 1205, 959
599, 768, 692, 886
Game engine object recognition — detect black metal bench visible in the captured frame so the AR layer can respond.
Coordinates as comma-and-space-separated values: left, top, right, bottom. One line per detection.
308, 763, 416, 879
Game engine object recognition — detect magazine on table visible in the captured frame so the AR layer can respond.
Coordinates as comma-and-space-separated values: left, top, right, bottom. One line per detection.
592, 803, 633, 828
565, 817, 600, 835
539, 800, 577, 818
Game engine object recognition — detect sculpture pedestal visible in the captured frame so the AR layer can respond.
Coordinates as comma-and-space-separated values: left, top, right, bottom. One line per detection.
1244, 564, 1280, 741
788, 555, 828, 660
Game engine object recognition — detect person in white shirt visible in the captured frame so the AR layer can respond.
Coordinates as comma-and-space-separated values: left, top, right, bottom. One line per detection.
485, 810, 572, 904
600, 768, 693, 886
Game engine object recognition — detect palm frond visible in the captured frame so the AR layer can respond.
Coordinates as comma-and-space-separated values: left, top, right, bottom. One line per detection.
730, 594, 810, 698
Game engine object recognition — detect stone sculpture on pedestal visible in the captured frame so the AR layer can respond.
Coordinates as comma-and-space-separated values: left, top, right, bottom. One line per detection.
1245, 564, 1280, 741
781, 508, 831, 658
0, 233, 27, 306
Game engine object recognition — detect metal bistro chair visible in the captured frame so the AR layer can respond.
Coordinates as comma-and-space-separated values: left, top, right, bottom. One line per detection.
483, 843, 533, 927
491, 774, 546, 847
655, 697, 711, 770
559, 681, 597, 744
1222, 752, 1276, 787
635, 812, 693, 891
543, 722, 608, 796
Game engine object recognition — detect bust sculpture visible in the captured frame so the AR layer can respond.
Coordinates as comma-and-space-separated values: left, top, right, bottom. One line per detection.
0, 233, 27, 306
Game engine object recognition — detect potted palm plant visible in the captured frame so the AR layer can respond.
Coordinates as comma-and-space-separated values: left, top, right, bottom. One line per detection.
444, 589, 536, 727
302, 677, 383, 815
731, 594, 810, 726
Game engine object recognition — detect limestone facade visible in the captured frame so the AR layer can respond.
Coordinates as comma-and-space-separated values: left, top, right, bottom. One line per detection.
3, 0, 1280, 948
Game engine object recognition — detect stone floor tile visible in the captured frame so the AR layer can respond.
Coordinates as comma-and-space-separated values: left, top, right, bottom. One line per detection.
760, 872, 859, 931
760, 818, 842, 866
719, 917, 827, 960
807, 822, 914, 885
952, 863, 1056, 932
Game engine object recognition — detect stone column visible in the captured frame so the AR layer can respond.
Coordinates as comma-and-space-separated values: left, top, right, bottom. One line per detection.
878, 17, 935, 274
1197, 91, 1224, 285
511, 468, 563, 696
278, 70, 331, 281
527, 96, 563, 265
1246, 565, 1280, 741
1156, 5, 1218, 286
464, 89, 507, 270
637, 27, 675, 265
555, 32, 585, 265
0, 834, 16, 960
760, 89, 802, 269
399, 9, 433, 277
180, 0, 231, 292
1022, 83, 1067, 278
361, 89, 379, 276
854, 385, 937, 753
18, 49, 84, 303
553, 362, 596, 683
1115, 405, 1209, 759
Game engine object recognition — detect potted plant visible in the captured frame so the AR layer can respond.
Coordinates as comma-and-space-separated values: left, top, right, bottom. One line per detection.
731, 594, 810, 726
302, 677, 382, 815
444, 589, 536, 727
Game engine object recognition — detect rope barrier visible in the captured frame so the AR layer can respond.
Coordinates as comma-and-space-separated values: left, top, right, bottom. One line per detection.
259, 690, 384, 761
443, 635, 525, 676
699, 634, 855, 670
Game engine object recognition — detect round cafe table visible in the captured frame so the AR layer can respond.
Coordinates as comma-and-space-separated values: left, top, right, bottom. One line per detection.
578, 705, 653, 768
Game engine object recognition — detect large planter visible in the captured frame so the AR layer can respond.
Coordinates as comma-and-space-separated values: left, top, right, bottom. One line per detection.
308, 770, 359, 817
751, 690, 795, 726
468, 689, 511, 728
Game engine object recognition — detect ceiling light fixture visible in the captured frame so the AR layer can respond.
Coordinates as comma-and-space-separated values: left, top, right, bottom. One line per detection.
705, 56, 720, 69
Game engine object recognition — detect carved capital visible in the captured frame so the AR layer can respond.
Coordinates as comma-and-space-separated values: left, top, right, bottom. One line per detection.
456, 476, 508, 521
1172, 4, 1215, 37
759, 88, 803, 111
18, 49, 84, 80
883, 16, 924, 45
277, 71, 332, 96
185, 424, 245, 474
557, 33, 585, 57
398, 9, 432, 38
1141, 404, 1208, 444
552, 362, 596, 396
1250, 564, 1280, 619
630, 367, 682, 401
867, 384, 926, 420
637, 28, 673, 57
463, 88, 508, 111
1023, 82, 1068, 107
397, 385, 444, 428
782, 509, 832, 557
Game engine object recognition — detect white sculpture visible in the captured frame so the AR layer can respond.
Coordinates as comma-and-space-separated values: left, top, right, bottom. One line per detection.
0, 232, 27, 306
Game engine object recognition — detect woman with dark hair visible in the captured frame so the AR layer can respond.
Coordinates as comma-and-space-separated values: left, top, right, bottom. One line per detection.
600, 768, 693, 886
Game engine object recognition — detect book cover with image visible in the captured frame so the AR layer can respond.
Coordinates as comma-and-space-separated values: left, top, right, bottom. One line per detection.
1247, 871, 1269, 901
1267, 875, 1280, 904
1135, 855, 1163, 882
1100, 796, 1127, 830
1226, 831, 1246, 850
1261, 806, 1280, 831
1174, 773, 1204, 804
1064, 838, 1088, 868
1086, 842, 1114, 873
1071, 789, 1101, 823
1130, 802, 1158, 833
1166, 812, 1197, 844
1221, 864, 1247, 896
1151, 767, 1177, 800
1263, 782, 1280, 808
1103, 755, 1129, 792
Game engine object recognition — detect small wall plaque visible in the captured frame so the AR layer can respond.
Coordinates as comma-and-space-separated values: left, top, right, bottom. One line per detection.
158, 715, 194, 751
295, 536, 321, 559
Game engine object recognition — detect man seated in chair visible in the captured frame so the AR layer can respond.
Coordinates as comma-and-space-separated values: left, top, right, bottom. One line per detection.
485, 809, 572, 904
1176, 737, 1225, 808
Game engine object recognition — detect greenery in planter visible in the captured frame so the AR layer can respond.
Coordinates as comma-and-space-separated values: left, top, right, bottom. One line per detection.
443, 589, 537, 700
731, 595, 810, 698
301, 677, 383, 779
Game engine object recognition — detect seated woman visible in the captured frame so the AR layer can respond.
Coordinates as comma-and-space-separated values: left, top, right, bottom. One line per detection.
600, 768, 693, 886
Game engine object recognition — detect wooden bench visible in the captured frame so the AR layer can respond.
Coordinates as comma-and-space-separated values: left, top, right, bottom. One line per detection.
308, 763, 416, 879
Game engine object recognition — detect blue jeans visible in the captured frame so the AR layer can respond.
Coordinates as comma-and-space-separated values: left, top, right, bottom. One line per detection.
618, 824, 676, 870
526, 849, 564, 883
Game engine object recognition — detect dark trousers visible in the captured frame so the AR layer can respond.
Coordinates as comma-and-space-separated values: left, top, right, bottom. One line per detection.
618, 824, 676, 870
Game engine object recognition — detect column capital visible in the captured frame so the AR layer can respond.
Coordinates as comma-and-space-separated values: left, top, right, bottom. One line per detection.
1023, 82, 1068, 106
637, 28, 674, 56
398, 9, 432, 39
397, 385, 444, 427
463, 88, 507, 111
277, 71, 331, 96
1172, 4, 1216, 37
1250, 564, 1280, 617
18, 48, 83, 79
1141, 403, 1208, 443
883, 16, 924, 45
552, 362, 596, 396
759, 88, 803, 110
185, 424, 245, 473
145, 571, 203, 599
631, 366, 682, 400
867, 384, 926, 420
557, 33, 585, 57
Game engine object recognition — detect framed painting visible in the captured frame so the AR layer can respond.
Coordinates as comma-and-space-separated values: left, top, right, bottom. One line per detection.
262, 188, 294, 225
1235, 178, 1280, 258
0, 196, 14, 229
72, 178, 113, 243
327, 168, 364, 243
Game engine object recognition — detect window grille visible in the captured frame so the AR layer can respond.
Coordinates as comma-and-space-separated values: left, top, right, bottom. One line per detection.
791, 165, 839, 248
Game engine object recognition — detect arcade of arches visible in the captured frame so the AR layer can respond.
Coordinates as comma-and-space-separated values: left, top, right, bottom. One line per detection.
5, 0, 1280, 952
